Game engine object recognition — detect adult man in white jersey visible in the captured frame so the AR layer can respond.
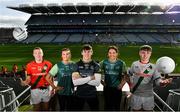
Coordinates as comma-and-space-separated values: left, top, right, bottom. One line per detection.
129, 45, 172, 111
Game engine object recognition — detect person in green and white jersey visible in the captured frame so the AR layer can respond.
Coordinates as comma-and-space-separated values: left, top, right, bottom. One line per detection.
46, 48, 77, 111
100, 46, 128, 111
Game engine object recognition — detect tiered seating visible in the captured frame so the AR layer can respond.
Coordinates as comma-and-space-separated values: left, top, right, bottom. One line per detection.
98, 34, 113, 43
82, 34, 96, 43
111, 34, 129, 43
68, 34, 83, 43
138, 34, 158, 43
52, 34, 69, 43
151, 34, 170, 43
124, 34, 144, 43
37, 34, 56, 43
23, 34, 43, 43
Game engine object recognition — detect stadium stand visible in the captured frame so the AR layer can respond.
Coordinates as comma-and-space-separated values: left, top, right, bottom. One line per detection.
52, 34, 69, 43
37, 34, 56, 43
1, 3, 178, 44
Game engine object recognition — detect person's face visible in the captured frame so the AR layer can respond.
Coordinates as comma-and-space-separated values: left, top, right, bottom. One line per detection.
62, 50, 71, 61
139, 50, 152, 62
108, 49, 118, 61
82, 49, 93, 61
13, 65, 18, 72
33, 49, 43, 62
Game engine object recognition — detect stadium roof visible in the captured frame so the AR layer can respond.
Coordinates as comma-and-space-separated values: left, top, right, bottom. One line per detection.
7, 2, 180, 14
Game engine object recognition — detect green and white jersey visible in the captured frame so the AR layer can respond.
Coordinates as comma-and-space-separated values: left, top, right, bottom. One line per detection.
129, 61, 161, 97
49, 61, 77, 95
101, 59, 127, 88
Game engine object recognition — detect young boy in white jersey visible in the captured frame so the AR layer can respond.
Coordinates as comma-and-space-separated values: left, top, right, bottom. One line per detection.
129, 45, 172, 111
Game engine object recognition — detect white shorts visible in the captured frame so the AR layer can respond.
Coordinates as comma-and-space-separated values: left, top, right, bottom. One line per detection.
130, 95, 154, 110
30, 87, 51, 104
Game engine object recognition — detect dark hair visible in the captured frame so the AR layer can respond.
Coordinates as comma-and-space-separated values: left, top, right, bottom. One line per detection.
82, 44, 92, 51
108, 46, 119, 53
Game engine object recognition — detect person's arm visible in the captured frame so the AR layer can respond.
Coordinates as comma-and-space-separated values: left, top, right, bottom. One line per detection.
20, 75, 31, 86
117, 62, 128, 90
46, 73, 63, 92
87, 73, 101, 86
99, 61, 106, 86
153, 68, 172, 87
72, 72, 95, 86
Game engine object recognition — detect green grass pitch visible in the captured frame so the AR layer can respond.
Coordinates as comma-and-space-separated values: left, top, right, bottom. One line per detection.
0, 43, 179, 73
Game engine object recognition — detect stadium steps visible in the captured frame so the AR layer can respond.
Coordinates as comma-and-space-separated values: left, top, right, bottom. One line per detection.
150, 35, 161, 43
23, 34, 44, 43
138, 34, 158, 43
136, 34, 146, 43
151, 34, 169, 43
123, 34, 131, 43
111, 34, 128, 43
36, 34, 44, 43
65, 34, 71, 43
50, 34, 58, 43
124, 34, 144, 43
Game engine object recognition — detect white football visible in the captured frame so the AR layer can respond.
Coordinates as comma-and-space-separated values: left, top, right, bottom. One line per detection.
13, 27, 27, 41
156, 56, 175, 74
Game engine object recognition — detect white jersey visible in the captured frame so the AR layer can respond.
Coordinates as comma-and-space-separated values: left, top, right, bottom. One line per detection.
129, 61, 161, 97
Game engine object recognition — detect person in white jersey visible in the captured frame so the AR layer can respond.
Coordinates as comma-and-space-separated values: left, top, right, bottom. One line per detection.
129, 45, 172, 111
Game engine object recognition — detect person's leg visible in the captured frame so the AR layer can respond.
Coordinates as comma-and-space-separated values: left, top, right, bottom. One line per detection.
41, 102, 49, 111
30, 89, 41, 111
74, 97, 85, 111
66, 95, 73, 111
130, 95, 143, 111
87, 96, 99, 111
113, 89, 122, 110
142, 96, 154, 111
33, 104, 41, 111
104, 86, 112, 110
41, 88, 51, 110
49, 93, 58, 110
58, 95, 66, 111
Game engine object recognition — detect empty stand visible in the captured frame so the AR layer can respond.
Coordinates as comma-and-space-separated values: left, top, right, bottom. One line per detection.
111, 34, 129, 43
23, 34, 43, 43
82, 34, 96, 43
68, 34, 83, 43
37, 34, 56, 43
52, 34, 69, 43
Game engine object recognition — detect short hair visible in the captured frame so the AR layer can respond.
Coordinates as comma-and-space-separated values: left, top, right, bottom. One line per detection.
61, 48, 71, 52
82, 44, 92, 51
33, 47, 44, 55
139, 45, 152, 51
108, 46, 119, 53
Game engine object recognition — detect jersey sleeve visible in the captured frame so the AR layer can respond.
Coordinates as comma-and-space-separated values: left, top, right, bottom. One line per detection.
153, 66, 161, 86
49, 64, 58, 77
94, 62, 101, 73
99, 60, 105, 81
129, 62, 135, 76
26, 63, 32, 76
122, 61, 127, 75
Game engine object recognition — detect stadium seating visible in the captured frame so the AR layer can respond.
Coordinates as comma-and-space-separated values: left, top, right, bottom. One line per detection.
52, 34, 69, 43
23, 34, 43, 43
37, 34, 56, 43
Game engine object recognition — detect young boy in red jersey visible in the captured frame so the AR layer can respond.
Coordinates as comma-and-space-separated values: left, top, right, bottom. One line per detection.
21, 47, 52, 111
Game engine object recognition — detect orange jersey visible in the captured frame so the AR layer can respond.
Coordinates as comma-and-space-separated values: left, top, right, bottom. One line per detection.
26, 60, 52, 88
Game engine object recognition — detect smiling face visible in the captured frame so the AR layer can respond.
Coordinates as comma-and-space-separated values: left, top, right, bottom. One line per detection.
139, 50, 152, 63
108, 48, 118, 61
82, 49, 93, 61
33, 48, 43, 63
61, 50, 71, 62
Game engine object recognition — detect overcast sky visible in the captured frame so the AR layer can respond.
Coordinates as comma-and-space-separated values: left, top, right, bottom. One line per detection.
0, 0, 180, 28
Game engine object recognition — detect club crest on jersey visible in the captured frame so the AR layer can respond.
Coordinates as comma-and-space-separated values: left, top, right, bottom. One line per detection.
43, 64, 48, 70
38, 66, 41, 71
